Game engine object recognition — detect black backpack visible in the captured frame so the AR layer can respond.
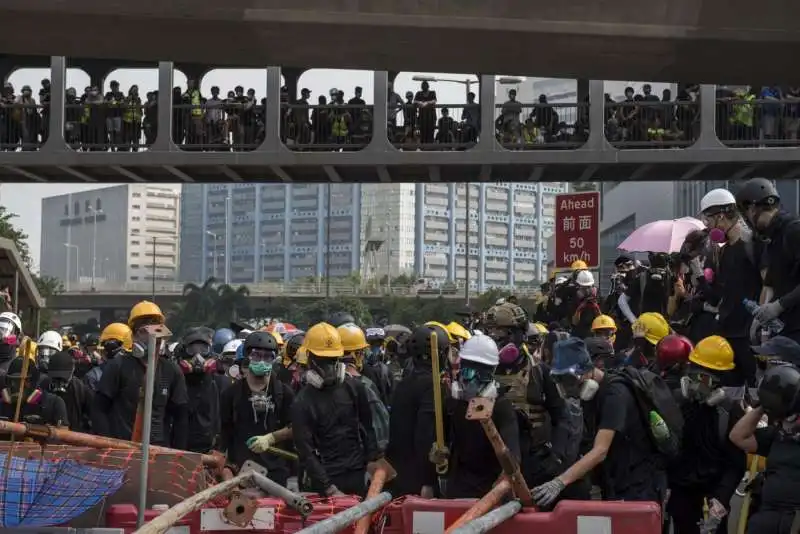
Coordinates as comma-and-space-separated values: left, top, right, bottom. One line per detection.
611, 367, 684, 459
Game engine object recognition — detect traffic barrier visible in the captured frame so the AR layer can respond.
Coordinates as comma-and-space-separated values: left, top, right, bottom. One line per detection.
401, 496, 662, 534
108, 496, 365, 533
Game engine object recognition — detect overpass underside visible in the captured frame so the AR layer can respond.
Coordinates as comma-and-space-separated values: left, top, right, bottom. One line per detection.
0, 0, 799, 84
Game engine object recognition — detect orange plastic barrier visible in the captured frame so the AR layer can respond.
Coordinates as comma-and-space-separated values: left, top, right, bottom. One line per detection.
401, 496, 662, 534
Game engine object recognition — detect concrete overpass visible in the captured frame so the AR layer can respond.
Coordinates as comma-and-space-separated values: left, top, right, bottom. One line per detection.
1, 0, 798, 85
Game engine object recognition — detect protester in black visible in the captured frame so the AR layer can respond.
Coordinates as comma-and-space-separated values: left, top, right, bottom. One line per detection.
0, 357, 68, 427
47, 350, 93, 432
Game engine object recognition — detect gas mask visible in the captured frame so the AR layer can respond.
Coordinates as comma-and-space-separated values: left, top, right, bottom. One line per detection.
103, 340, 123, 361
179, 354, 211, 375
577, 286, 597, 300
249, 390, 274, 422
451, 363, 498, 401
366, 345, 384, 365
306, 357, 345, 389
1, 378, 42, 405
680, 374, 726, 406
48, 375, 72, 395
554, 372, 599, 401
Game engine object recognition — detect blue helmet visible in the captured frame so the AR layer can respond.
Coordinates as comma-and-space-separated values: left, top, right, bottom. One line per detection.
235, 342, 245, 362
212, 328, 236, 354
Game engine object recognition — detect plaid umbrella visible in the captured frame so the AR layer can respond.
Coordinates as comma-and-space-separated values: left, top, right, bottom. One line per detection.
0, 454, 125, 527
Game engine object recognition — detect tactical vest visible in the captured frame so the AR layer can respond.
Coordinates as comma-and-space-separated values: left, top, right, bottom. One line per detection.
495, 362, 550, 447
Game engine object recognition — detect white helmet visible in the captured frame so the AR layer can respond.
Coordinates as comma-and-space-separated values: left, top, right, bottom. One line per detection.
222, 339, 243, 356
575, 270, 595, 287
237, 329, 253, 340
700, 188, 736, 214
458, 333, 499, 367
554, 276, 568, 285
495, 298, 506, 305
0, 311, 22, 338
38, 330, 63, 352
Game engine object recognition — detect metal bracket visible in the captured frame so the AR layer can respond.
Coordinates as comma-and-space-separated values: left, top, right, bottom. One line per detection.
465, 396, 495, 420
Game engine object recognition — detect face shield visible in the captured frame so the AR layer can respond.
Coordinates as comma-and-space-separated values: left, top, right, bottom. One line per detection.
0, 319, 19, 344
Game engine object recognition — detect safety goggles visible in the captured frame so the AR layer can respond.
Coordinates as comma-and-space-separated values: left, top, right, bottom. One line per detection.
185, 342, 211, 357
37, 346, 58, 360
247, 348, 277, 362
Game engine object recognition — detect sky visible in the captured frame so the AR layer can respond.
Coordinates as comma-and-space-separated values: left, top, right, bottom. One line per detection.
3, 66, 664, 270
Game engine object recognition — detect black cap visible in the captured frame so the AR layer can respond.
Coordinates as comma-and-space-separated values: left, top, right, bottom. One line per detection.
49, 350, 75, 379
753, 336, 800, 366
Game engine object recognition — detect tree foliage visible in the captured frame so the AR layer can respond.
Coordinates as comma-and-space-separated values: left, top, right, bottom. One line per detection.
166, 277, 252, 335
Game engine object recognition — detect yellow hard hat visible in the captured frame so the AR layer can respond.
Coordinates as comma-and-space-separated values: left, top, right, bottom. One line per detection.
100, 322, 134, 351
17, 338, 36, 361
571, 260, 588, 270
295, 344, 309, 366
635, 312, 670, 345
337, 323, 369, 352
424, 321, 455, 343
446, 322, 472, 342
591, 314, 618, 333
532, 322, 549, 335
304, 322, 344, 358
62, 335, 71, 348
271, 331, 285, 347
689, 335, 735, 372
128, 300, 165, 328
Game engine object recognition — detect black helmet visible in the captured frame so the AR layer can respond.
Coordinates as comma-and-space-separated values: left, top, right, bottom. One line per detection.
329, 311, 356, 328
758, 364, 800, 420
48, 350, 75, 380
285, 332, 306, 360
585, 336, 615, 358
735, 178, 780, 210
5, 357, 39, 383
83, 332, 100, 346
405, 325, 450, 361
183, 327, 212, 347
385, 330, 411, 356
365, 326, 386, 343
244, 331, 278, 352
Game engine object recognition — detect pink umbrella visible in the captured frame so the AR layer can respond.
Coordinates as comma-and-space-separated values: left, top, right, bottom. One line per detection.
617, 217, 705, 254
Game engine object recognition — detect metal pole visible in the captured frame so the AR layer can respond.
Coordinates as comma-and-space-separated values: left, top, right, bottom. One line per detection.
65, 246, 70, 292
91, 210, 98, 291
325, 184, 332, 300
449, 500, 522, 534
294, 492, 392, 534
151, 237, 156, 301
465, 185, 471, 307
136, 332, 159, 528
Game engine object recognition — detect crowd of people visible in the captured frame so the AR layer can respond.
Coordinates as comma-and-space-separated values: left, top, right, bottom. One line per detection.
4, 78, 799, 152
0, 176, 799, 533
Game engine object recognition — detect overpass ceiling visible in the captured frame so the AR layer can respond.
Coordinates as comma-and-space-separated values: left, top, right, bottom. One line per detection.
1, 0, 799, 84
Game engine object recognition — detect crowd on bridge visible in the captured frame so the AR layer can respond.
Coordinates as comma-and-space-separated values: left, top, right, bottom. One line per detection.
3, 76, 800, 153
2, 177, 800, 532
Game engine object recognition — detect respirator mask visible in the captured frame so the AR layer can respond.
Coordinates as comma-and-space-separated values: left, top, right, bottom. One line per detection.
553, 370, 599, 402
366, 344, 385, 365
451, 362, 497, 401
179, 342, 213, 374
37, 346, 58, 373
680, 371, 726, 406
305, 356, 345, 389
48, 375, 72, 395
103, 340, 123, 361
247, 348, 276, 377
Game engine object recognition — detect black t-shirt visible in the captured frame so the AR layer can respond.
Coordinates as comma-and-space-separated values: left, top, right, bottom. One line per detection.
755, 425, 800, 511
414, 91, 437, 120
96, 353, 188, 445
625, 269, 671, 318
706, 239, 763, 338
764, 213, 800, 335
596, 378, 664, 498
0, 390, 68, 427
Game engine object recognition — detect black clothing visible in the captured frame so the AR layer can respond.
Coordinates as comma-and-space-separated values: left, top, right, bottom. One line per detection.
92, 353, 189, 447
625, 269, 671, 318
595, 377, 665, 500
292, 379, 379, 493
220, 377, 293, 484
59, 376, 93, 432
362, 361, 393, 406
764, 212, 800, 336
385, 364, 438, 496
753, 424, 800, 511
186, 373, 220, 453
0, 390, 68, 427
445, 396, 520, 499
274, 361, 297, 391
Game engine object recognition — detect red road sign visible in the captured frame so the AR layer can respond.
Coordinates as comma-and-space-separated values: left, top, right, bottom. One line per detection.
555, 191, 600, 269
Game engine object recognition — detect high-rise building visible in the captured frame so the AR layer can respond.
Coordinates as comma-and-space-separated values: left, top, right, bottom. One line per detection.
179, 183, 361, 284
40, 185, 180, 288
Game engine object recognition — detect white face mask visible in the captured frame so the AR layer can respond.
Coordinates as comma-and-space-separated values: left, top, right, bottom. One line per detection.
579, 379, 599, 401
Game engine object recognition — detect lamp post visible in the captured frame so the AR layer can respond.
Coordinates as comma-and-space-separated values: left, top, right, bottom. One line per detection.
206, 231, 218, 279
88, 205, 103, 291
64, 243, 79, 291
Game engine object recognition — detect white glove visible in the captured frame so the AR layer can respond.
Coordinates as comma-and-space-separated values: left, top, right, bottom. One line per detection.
246, 432, 276, 453
532, 477, 566, 507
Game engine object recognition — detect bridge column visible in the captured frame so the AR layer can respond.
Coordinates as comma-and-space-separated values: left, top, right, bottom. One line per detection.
43, 56, 67, 152
257, 66, 285, 152
692, 85, 725, 149
367, 70, 393, 152
153, 62, 176, 151
584, 80, 610, 150
476, 75, 501, 151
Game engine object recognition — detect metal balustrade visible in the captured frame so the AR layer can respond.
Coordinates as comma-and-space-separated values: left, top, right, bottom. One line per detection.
61, 280, 542, 298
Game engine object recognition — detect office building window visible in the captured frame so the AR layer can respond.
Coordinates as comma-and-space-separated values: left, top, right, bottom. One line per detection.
64, 203, 68, 216
74, 201, 79, 215
96, 198, 102, 211
85, 199, 91, 212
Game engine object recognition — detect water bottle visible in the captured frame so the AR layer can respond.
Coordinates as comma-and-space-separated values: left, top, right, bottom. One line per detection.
743, 299, 785, 336
648, 411, 670, 442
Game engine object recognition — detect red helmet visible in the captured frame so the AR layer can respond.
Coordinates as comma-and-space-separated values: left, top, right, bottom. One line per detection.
656, 334, 693, 369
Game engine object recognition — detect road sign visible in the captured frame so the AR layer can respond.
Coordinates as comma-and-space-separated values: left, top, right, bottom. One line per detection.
555, 191, 600, 269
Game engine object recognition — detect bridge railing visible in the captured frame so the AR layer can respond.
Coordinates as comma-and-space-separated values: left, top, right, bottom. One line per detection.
61, 280, 543, 298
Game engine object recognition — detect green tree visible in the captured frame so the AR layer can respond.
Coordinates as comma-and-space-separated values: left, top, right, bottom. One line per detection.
0, 206, 32, 269
34, 275, 63, 331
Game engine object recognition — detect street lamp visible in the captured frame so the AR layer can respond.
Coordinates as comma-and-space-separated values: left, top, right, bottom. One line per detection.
145, 234, 177, 301
206, 231, 218, 279
63, 243, 79, 291
88, 205, 104, 291
412, 75, 478, 99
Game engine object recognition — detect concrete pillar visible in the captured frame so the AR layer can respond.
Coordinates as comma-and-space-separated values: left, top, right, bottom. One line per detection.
260, 67, 284, 151
368, 70, 392, 151
585, 80, 608, 150
477, 74, 499, 151
43, 56, 66, 152
283, 68, 302, 100
694, 85, 724, 148
152, 62, 175, 151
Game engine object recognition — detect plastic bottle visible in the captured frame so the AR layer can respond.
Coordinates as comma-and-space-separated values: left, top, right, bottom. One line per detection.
648, 411, 670, 442
743, 299, 785, 336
